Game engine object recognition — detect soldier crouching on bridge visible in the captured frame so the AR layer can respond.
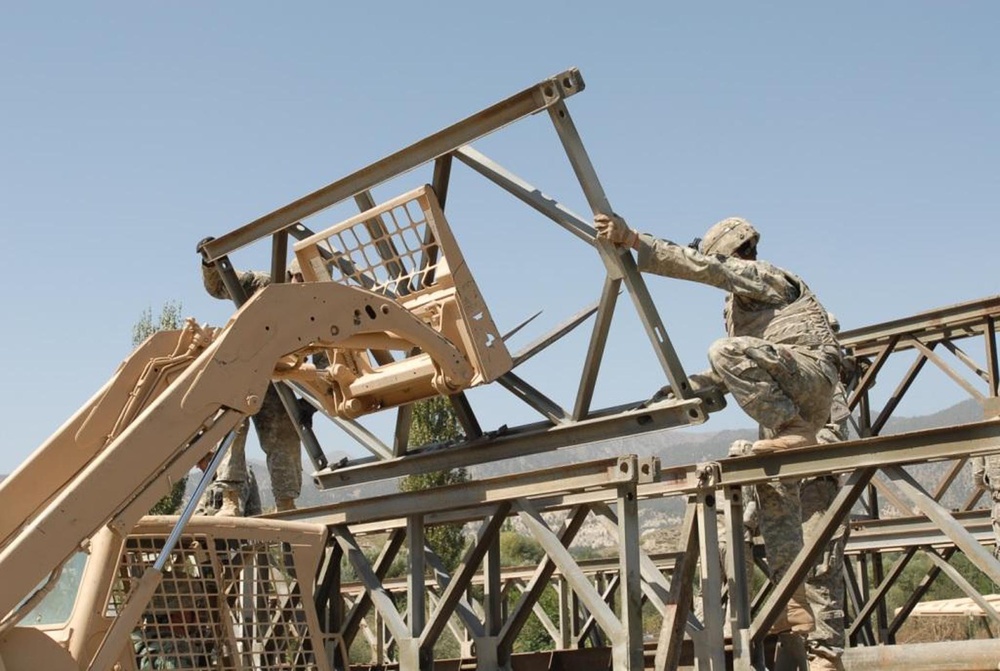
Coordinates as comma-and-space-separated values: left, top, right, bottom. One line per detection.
596, 214, 843, 645
198, 248, 306, 514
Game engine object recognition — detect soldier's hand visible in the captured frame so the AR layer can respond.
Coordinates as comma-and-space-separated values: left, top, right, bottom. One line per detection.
594, 214, 639, 248
196, 236, 216, 266
297, 397, 318, 430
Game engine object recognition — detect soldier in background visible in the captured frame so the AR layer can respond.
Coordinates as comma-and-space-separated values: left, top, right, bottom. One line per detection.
596, 213, 843, 636
972, 453, 1000, 559
197, 244, 306, 514
194, 440, 263, 517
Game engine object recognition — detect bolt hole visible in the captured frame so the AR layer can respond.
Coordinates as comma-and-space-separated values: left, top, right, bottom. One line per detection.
543, 85, 554, 97
365, 305, 377, 319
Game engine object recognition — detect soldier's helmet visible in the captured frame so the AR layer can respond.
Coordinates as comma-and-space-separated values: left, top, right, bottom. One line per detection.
699, 217, 760, 258
287, 257, 303, 281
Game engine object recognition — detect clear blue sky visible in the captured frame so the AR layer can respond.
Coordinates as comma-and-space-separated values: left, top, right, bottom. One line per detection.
1, 3, 997, 476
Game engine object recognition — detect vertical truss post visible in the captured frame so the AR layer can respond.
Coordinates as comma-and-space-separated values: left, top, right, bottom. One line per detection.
483, 528, 504, 671
316, 544, 345, 665
987, 315, 999, 396
558, 577, 572, 650
405, 515, 425, 670
721, 484, 753, 670
655, 498, 701, 671
617, 481, 644, 671
696, 489, 727, 670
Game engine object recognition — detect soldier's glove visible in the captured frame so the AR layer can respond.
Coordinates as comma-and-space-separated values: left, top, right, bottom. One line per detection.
638, 372, 714, 409
728, 439, 754, 458
297, 397, 318, 430
196, 236, 216, 266
594, 214, 639, 248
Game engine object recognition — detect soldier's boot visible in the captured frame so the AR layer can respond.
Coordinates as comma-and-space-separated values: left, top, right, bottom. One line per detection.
275, 497, 297, 512
218, 489, 241, 517
751, 417, 817, 455
770, 584, 815, 634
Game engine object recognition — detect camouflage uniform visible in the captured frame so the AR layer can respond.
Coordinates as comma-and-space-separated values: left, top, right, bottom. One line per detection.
972, 453, 1000, 559
635, 235, 841, 432
202, 265, 303, 504
636, 233, 841, 599
802, 384, 850, 668
194, 458, 263, 517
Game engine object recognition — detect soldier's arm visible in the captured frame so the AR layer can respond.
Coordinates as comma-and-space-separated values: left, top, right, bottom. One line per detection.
201, 263, 272, 301
635, 235, 793, 304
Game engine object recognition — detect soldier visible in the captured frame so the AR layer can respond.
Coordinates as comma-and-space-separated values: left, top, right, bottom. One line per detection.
198, 244, 305, 513
972, 453, 1000, 559
596, 214, 843, 636
194, 442, 263, 517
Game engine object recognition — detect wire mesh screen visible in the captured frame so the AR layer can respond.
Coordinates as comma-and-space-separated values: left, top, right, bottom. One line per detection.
310, 194, 441, 299
112, 535, 322, 671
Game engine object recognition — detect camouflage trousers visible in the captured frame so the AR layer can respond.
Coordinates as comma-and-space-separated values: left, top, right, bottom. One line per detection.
756, 479, 802, 583
801, 475, 847, 657
216, 385, 302, 501
707, 336, 838, 431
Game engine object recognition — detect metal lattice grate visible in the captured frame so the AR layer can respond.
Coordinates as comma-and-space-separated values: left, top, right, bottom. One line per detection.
308, 195, 440, 299
113, 535, 320, 670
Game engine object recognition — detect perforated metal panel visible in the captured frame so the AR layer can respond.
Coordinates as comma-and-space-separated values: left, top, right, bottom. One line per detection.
112, 534, 328, 670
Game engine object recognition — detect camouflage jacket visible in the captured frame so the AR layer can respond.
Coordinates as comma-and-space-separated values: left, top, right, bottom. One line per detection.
636, 234, 841, 366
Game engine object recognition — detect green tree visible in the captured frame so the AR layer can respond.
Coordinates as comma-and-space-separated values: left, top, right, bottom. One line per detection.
133, 301, 188, 515
498, 529, 556, 653
399, 396, 469, 571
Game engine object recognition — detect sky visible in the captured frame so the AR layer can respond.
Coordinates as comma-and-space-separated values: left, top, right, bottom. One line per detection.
1, 2, 998, 476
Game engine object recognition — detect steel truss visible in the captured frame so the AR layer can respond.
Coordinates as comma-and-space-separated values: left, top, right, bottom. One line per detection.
278, 302, 1000, 671
266, 419, 1000, 670
199, 68, 725, 487
196, 68, 1000, 669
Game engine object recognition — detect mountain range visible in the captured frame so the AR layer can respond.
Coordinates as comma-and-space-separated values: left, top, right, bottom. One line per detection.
2, 399, 989, 522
